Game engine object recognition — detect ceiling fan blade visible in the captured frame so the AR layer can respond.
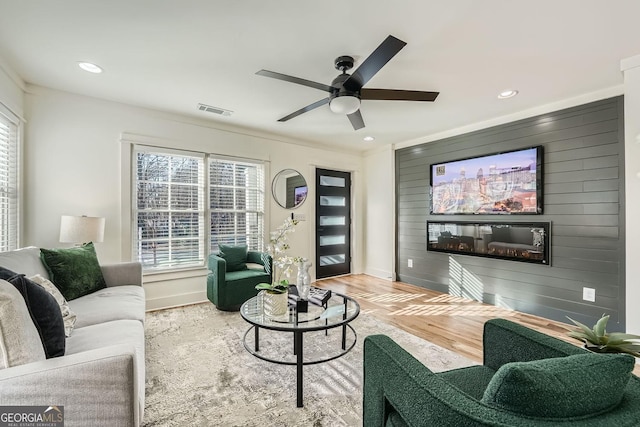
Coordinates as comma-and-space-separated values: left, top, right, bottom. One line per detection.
256, 70, 334, 93
361, 88, 439, 102
278, 98, 330, 122
343, 35, 407, 91
347, 109, 365, 130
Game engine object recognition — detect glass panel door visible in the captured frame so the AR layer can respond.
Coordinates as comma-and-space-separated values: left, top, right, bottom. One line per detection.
315, 168, 351, 279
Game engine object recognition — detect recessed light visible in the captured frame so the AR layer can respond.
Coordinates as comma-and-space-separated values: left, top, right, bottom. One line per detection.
78, 62, 103, 74
498, 89, 518, 99
363, 136, 375, 142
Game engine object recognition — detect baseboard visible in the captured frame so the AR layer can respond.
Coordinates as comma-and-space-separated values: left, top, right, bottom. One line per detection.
145, 291, 208, 311
364, 267, 393, 280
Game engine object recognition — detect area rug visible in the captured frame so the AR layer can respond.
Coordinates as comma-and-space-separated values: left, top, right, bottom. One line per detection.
143, 303, 476, 427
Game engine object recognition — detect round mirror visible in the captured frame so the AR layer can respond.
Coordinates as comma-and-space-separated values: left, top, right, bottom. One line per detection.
272, 169, 308, 209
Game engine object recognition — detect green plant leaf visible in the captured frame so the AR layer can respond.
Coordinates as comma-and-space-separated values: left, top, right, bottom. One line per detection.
612, 342, 640, 351
594, 314, 609, 337
567, 331, 589, 341
567, 316, 600, 343
255, 283, 273, 291
607, 332, 640, 343
608, 344, 640, 357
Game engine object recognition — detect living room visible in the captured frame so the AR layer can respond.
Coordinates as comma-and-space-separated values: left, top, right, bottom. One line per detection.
2, 1, 640, 425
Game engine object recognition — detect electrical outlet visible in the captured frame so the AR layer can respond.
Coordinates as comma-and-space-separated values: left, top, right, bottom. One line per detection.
582, 287, 596, 302
408, 259, 413, 268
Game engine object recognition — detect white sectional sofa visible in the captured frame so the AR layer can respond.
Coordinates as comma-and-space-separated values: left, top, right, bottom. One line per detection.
0, 247, 145, 427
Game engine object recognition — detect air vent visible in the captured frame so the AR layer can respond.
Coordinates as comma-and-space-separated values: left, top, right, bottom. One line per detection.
197, 103, 233, 116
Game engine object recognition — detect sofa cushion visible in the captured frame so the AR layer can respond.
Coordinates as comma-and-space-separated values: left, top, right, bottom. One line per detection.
0, 246, 50, 278
68, 285, 145, 329
481, 352, 635, 418
40, 243, 107, 300
66, 319, 145, 418
219, 245, 248, 272
0, 267, 65, 358
437, 364, 496, 400
29, 274, 77, 337
66, 320, 144, 358
0, 279, 46, 368
225, 269, 270, 282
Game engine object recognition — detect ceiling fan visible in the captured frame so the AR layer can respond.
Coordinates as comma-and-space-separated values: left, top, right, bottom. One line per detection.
256, 35, 439, 131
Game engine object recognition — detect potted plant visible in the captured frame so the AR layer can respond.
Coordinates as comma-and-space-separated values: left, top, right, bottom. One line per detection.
256, 217, 299, 316
566, 314, 640, 357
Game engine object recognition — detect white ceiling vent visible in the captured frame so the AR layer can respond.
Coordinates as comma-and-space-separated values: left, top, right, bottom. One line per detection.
197, 103, 233, 116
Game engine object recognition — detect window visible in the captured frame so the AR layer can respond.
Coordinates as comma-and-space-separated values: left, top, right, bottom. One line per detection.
132, 146, 264, 271
0, 106, 19, 252
209, 158, 264, 252
133, 147, 205, 270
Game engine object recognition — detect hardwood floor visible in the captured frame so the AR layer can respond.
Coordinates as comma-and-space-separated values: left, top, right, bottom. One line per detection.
315, 274, 640, 375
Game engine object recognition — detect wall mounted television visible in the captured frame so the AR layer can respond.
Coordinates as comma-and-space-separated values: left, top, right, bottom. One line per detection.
430, 146, 543, 214
427, 220, 551, 265
294, 185, 308, 205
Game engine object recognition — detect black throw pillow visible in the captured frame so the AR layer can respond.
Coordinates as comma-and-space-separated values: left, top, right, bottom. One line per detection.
0, 266, 65, 358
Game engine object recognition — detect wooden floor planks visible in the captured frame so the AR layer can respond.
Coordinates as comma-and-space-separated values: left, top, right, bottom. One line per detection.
314, 274, 640, 375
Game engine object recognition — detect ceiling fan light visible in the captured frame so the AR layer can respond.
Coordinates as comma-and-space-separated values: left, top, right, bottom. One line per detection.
329, 95, 360, 115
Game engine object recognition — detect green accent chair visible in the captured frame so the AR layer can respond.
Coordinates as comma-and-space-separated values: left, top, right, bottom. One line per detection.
207, 249, 272, 311
364, 318, 640, 426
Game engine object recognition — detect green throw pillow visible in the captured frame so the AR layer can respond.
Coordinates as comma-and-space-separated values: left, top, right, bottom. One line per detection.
481, 352, 634, 418
40, 243, 106, 301
219, 245, 248, 272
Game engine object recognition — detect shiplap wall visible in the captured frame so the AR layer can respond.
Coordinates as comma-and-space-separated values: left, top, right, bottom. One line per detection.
395, 97, 625, 329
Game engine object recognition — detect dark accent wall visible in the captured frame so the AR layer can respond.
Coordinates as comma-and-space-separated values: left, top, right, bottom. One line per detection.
395, 97, 625, 329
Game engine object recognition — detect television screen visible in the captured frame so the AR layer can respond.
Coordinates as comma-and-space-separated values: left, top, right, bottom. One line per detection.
430, 146, 543, 214
427, 220, 550, 265
294, 186, 307, 205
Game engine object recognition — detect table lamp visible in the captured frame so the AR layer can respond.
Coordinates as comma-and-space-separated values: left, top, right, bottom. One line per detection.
59, 215, 105, 246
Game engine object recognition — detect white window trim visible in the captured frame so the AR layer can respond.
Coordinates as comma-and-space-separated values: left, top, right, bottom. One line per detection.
0, 103, 21, 251
132, 145, 206, 271
209, 155, 266, 253
128, 141, 267, 274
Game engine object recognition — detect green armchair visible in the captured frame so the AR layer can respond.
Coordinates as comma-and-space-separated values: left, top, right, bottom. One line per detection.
207, 250, 272, 311
364, 318, 640, 426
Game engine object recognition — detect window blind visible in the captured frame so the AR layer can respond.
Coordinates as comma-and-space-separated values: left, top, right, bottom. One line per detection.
133, 147, 205, 270
0, 107, 19, 252
209, 158, 264, 252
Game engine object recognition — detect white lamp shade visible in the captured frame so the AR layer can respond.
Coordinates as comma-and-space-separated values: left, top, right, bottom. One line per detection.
329, 95, 360, 115
59, 215, 105, 244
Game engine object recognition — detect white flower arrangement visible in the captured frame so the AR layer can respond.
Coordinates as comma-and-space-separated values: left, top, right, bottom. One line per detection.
255, 217, 299, 294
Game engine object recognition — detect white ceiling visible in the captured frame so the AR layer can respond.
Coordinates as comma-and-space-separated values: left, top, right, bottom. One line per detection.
1, 1, 639, 152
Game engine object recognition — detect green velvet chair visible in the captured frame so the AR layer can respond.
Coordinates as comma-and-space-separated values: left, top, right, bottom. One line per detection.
364, 318, 640, 426
206, 245, 272, 311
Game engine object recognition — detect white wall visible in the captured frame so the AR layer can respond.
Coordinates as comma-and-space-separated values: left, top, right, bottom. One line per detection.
622, 54, 640, 334
363, 145, 394, 279
0, 60, 24, 118
23, 85, 363, 310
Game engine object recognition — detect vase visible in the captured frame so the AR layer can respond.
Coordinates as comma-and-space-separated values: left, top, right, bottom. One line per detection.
262, 290, 288, 317
296, 260, 312, 300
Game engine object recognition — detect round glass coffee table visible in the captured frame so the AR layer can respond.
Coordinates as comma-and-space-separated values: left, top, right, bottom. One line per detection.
240, 289, 360, 407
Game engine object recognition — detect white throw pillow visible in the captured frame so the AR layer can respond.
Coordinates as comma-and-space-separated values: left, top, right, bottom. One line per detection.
0, 279, 46, 369
246, 262, 265, 270
29, 274, 77, 337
